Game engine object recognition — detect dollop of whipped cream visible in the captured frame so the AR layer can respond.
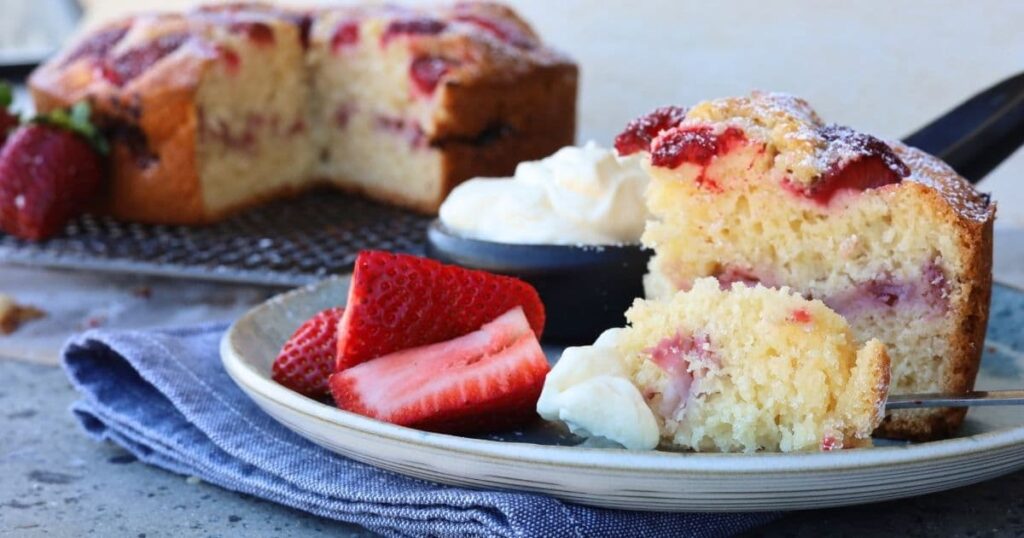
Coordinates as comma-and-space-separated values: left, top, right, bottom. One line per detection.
536, 328, 660, 450
439, 142, 648, 245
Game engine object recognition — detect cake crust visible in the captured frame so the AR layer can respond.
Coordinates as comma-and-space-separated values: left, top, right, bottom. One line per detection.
875, 145, 995, 440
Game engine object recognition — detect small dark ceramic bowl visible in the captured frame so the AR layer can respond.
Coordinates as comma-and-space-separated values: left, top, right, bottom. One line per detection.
426, 220, 652, 345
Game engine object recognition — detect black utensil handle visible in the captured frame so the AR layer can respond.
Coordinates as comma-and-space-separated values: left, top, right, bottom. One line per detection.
902, 72, 1024, 184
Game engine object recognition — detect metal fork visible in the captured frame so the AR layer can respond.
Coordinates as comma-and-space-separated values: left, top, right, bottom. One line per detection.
885, 390, 1024, 410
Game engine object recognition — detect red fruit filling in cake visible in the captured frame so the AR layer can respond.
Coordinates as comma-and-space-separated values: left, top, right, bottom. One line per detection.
228, 21, 275, 45
409, 56, 455, 96
381, 17, 448, 45
645, 332, 717, 417
650, 126, 747, 169
782, 125, 909, 206
63, 26, 131, 65
711, 261, 950, 321
100, 33, 190, 86
330, 21, 360, 52
614, 105, 687, 156
374, 116, 427, 148
789, 308, 812, 324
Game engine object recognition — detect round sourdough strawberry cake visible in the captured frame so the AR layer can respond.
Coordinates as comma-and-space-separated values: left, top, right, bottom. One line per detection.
615, 92, 995, 441
28, 1, 577, 225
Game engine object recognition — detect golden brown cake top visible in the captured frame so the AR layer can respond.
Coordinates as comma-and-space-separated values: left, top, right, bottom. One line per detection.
682, 92, 826, 184
30, 2, 573, 111
668, 92, 911, 188
891, 142, 994, 223
29, 4, 302, 111
314, 1, 574, 87
616, 92, 994, 221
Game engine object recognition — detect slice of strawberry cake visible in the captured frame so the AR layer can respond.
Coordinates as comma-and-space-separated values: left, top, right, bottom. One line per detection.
615, 92, 995, 440
539, 278, 890, 452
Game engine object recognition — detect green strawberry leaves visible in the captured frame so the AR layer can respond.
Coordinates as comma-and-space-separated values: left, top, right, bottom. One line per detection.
33, 101, 110, 155
0, 82, 12, 109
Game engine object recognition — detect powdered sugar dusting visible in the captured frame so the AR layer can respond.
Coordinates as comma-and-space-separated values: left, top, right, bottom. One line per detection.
624, 91, 994, 220
678, 92, 853, 185
890, 142, 994, 223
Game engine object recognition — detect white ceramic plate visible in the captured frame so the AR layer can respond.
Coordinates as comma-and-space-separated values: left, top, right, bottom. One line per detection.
221, 276, 1024, 512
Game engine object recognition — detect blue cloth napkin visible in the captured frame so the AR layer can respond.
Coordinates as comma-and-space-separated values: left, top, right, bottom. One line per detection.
61, 324, 777, 538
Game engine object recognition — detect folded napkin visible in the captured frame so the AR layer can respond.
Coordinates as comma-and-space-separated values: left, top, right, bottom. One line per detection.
61, 324, 777, 538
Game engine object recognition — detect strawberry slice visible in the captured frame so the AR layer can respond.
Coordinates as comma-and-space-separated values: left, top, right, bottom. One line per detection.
330, 307, 550, 433
272, 307, 345, 399
336, 251, 544, 370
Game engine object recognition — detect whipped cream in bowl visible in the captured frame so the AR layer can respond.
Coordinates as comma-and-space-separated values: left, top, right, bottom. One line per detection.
427, 142, 653, 343
439, 141, 648, 246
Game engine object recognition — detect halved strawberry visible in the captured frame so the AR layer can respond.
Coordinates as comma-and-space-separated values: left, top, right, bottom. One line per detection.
335, 250, 544, 370
272, 307, 344, 399
330, 307, 550, 433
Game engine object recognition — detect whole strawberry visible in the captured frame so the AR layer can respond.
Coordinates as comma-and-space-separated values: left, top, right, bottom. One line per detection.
0, 102, 108, 241
272, 307, 345, 399
0, 83, 18, 144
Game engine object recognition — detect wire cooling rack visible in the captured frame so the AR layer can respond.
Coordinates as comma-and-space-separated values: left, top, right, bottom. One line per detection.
0, 190, 431, 287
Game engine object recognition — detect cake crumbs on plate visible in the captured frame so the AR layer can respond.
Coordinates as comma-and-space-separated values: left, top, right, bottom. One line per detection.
0, 294, 45, 335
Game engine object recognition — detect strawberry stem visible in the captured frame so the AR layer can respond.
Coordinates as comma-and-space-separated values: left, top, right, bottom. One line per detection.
32, 101, 110, 155
0, 83, 11, 109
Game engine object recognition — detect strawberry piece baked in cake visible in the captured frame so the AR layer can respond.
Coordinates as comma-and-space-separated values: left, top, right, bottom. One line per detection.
615, 92, 995, 440
28, 2, 577, 224
538, 278, 890, 452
